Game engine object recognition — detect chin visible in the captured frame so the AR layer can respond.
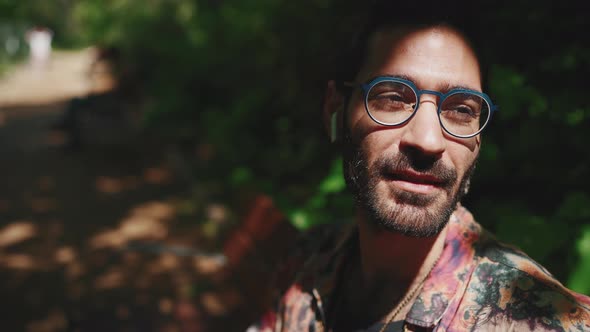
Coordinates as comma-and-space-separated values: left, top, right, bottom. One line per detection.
366, 186, 457, 237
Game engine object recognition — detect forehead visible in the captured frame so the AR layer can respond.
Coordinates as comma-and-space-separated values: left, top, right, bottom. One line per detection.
357, 26, 482, 91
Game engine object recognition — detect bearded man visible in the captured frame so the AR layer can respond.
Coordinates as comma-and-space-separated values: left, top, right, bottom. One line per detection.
249, 4, 590, 332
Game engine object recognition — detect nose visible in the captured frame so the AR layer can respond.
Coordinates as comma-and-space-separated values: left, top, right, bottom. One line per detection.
399, 97, 446, 157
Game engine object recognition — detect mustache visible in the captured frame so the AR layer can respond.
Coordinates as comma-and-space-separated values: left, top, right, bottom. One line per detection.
374, 151, 458, 188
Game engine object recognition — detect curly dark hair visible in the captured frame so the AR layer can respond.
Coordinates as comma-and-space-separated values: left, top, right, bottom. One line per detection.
331, 1, 488, 88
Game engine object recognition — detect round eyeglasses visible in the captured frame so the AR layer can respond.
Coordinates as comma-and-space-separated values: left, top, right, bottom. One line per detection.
344, 77, 498, 138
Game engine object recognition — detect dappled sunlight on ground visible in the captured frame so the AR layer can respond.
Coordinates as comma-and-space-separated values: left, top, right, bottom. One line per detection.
0, 221, 37, 248
89, 201, 173, 249
0, 253, 37, 269
0, 50, 275, 331
95, 168, 173, 194
26, 309, 68, 332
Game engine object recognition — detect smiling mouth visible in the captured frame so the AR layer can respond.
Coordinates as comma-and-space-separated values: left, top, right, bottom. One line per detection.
383, 170, 446, 194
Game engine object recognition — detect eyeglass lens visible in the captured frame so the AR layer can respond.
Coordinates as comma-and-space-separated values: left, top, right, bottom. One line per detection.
366, 81, 489, 137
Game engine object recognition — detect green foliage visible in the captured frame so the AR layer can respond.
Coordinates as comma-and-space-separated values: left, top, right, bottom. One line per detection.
0, 22, 27, 74
494, 206, 568, 262
569, 225, 590, 294
288, 158, 352, 230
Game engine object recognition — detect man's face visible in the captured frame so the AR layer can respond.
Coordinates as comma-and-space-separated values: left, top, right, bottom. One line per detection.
343, 27, 481, 237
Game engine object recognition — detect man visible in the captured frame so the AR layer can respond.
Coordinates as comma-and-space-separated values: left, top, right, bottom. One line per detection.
250, 6, 590, 332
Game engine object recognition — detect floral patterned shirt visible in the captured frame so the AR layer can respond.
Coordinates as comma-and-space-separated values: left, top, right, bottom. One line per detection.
249, 206, 590, 332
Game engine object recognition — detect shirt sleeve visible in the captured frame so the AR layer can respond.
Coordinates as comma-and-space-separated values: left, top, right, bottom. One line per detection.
245, 223, 336, 331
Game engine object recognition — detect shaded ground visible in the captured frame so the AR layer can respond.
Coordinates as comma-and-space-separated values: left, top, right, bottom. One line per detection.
0, 51, 280, 331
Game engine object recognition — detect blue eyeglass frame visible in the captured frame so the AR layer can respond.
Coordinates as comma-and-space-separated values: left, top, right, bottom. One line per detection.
344, 76, 498, 139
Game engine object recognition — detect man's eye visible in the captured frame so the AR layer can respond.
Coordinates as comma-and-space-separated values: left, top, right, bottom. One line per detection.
442, 105, 479, 122
372, 92, 404, 102
369, 93, 411, 113
454, 105, 476, 116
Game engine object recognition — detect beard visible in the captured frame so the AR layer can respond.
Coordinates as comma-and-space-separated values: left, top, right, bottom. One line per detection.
343, 137, 476, 238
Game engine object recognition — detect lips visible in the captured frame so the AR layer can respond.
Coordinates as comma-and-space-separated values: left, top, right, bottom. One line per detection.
389, 170, 445, 186
382, 169, 448, 192
370, 154, 457, 196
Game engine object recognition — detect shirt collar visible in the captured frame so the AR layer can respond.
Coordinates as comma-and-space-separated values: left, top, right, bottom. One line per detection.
405, 206, 481, 327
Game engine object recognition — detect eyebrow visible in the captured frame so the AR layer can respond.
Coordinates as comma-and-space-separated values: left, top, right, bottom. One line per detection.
369, 73, 482, 93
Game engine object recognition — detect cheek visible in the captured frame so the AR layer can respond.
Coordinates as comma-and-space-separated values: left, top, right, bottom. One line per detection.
444, 133, 480, 175
443, 131, 480, 152
348, 103, 401, 151
354, 123, 403, 167
347, 101, 369, 141
449, 143, 479, 178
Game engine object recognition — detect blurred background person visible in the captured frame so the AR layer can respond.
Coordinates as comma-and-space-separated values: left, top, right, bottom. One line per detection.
26, 26, 53, 72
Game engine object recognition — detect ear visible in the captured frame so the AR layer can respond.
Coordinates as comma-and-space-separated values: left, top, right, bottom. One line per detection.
323, 80, 345, 142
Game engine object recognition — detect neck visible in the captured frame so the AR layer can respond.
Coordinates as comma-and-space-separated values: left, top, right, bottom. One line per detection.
355, 209, 447, 292
328, 209, 448, 330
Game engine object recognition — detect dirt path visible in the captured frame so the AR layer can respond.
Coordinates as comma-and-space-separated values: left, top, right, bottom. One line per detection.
0, 51, 242, 331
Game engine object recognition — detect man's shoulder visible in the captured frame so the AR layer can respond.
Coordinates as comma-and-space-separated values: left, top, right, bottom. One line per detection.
459, 224, 590, 331
473, 228, 559, 289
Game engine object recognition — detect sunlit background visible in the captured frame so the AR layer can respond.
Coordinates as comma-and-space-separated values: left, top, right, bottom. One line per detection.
0, 1, 589, 331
